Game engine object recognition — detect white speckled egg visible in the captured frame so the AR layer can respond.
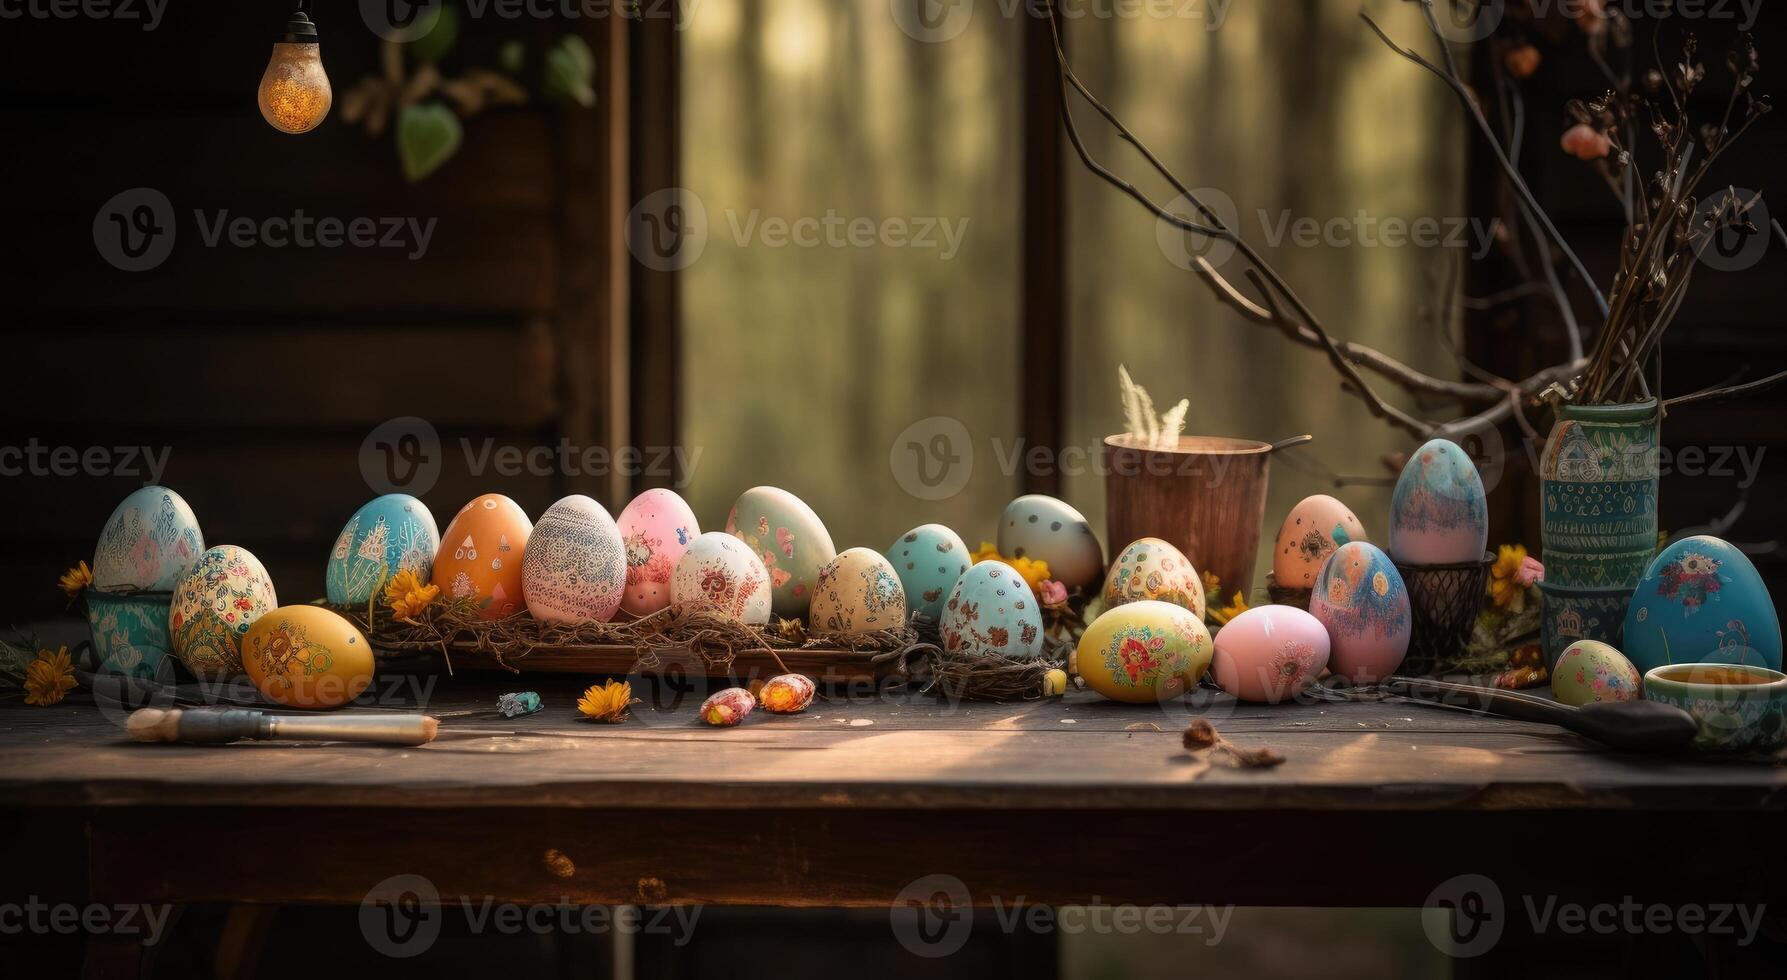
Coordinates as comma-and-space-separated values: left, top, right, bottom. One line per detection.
1102, 537, 1205, 618
726, 486, 836, 619
1210, 604, 1331, 703
1308, 542, 1410, 684
93, 485, 204, 592
169, 545, 277, 680
940, 560, 1045, 660
524, 495, 628, 624
1075, 600, 1213, 703
1389, 439, 1488, 566
810, 548, 908, 635
997, 495, 1104, 590
1272, 495, 1368, 589
615, 488, 699, 617
325, 494, 438, 606
673, 531, 772, 625
885, 524, 970, 620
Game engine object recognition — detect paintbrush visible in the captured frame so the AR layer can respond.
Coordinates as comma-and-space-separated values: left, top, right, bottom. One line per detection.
127, 706, 439, 746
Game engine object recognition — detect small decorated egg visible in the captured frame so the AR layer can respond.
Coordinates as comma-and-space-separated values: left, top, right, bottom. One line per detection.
939, 560, 1045, 660
169, 545, 278, 680
1623, 535, 1782, 673
240, 605, 375, 709
673, 531, 772, 625
325, 494, 439, 606
1211, 605, 1331, 703
700, 687, 756, 726
1308, 542, 1410, 684
758, 673, 816, 714
615, 488, 699, 617
523, 495, 627, 624
1075, 600, 1213, 703
1273, 495, 1368, 589
1388, 438, 1488, 566
810, 548, 908, 635
432, 494, 533, 619
1551, 640, 1642, 706
1102, 537, 1205, 618
92, 485, 204, 592
997, 494, 1104, 590
886, 524, 970, 621
726, 486, 836, 619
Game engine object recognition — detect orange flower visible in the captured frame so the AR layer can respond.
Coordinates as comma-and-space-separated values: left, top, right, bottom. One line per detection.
1209, 592, 1250, 627
577, 679, 637, 723
24, 646, 77, 707
58, 562, 93, 600
383, 569, 440, 621
1488, 544, 1531, 614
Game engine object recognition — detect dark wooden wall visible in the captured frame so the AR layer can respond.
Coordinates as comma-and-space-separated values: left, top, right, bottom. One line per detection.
0, 6, 631, 622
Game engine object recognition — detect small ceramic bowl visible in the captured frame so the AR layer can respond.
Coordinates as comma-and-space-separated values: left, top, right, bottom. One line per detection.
84, 589, 174, 679
1642, 663, 1787, 752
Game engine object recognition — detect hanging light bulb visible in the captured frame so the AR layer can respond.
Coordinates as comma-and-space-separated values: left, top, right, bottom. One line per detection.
258, 3, 331, 134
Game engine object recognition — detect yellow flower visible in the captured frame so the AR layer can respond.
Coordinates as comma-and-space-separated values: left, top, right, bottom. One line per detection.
1209, 592, 1250, 627
383, 569, 440, 621
577, 679, 637, 723
1488, 544, 1529, 614
971, 541, 1002, 564
1200, 570, 1222, 600
1041, 668, 1069, 697
970, 543, 1051, 597
58, 562, 93, 600
24, 646, 77, 707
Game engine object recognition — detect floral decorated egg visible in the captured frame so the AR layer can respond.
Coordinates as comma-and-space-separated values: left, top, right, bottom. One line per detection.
885, 524, 970, 621
810, 548, 908, 635
997, 494, 1104, 590
169, 545, 277, 680
432, 494, 533, 620
673, 531, 772, 625
1075, 600, 1213, 703
940, 560, 1045, 660
241, 605, 375, 709
523, 495, 628, 624
1623, 535, 1782, 673
726, 486, 836, 619
1273, 495, 1368, 589
325, 494, 438, 606
1210, 604, 1330, 703
615, 489, 699, 617
1551, 640, 1642, 707
1388, 439, 1488, 566
1308, 542, 1410, 684
1102, 537, 1204, 618
93, 485, 204, 592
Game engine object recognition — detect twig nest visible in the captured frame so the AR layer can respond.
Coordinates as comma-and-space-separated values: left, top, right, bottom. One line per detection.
758, 673, 816, 714
700, 687, 755, 726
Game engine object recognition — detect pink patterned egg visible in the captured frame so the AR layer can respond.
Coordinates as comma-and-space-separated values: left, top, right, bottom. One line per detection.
1211, 604, 1331, 703
1308, 542, 1410, 684
615, 489, 699, 616
523, 495, 627, 624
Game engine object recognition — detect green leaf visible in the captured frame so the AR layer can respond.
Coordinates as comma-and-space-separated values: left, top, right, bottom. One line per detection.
407, 4, 460, 66
397, 103, 463, 182
496, 39, 525, 75
542, 35, 597, 108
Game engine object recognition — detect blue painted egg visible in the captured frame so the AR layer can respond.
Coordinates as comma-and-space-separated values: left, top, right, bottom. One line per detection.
92, 485, 204, 592
940, 561, 1045, 660
325, 494, 440, 606
1308, 542, 1411, 684
885, 524, 970, 620
1388, 438, 1488, 566
1623, 535, 1781, 673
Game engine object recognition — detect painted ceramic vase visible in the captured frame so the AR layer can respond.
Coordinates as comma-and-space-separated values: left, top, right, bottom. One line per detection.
1539, 400, 1659, 662
84, 589, 174, 679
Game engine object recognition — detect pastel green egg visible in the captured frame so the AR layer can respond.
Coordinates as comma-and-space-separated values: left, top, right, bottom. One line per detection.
1550, 639, 1642, 707
726, 486, 836, 620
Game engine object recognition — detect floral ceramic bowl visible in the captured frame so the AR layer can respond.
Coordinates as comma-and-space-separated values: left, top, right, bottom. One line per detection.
84, 589, 174, 679
1642, 663, 1787, 752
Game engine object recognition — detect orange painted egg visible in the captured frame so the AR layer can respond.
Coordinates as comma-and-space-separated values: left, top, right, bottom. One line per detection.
1272, 495, 1368, 589
432, 494, 533, 619
240, 605, 375, 709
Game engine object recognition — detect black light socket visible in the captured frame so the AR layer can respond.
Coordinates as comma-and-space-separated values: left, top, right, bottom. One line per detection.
276, 10, 319, 44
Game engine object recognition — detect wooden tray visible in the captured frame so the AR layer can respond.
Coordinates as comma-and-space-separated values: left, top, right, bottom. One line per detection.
381, 640, 925, 685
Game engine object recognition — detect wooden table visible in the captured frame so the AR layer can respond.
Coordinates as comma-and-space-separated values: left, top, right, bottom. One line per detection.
4, 673, 1785, 971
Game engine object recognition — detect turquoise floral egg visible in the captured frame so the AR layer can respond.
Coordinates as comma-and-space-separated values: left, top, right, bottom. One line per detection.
997, 494, 1104, 590
1623, 535, 1781, 673
1388, 439, 1487, 566
170, 545, 277, 680
940, 561, 1045, 661
726, 486, 836, 620
92, 485, 204, 592
325, 494, 440, 606
1550, 640, 1642, 707
885, 524, 970, 620
1308, 542, 1410, 684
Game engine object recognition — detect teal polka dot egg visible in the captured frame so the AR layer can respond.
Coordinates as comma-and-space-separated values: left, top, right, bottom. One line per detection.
885, 524, 970, 621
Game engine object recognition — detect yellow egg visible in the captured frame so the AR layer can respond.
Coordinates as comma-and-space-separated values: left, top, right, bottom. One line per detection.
1101, 537, 1204, 618
1074, 600, 1212, 703
810, 548, 908, 634
240, 605, 375, 709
